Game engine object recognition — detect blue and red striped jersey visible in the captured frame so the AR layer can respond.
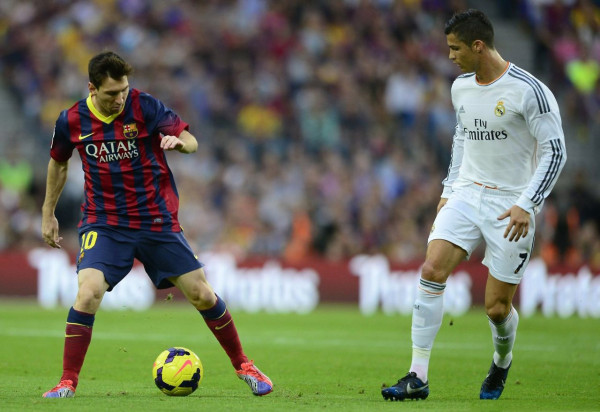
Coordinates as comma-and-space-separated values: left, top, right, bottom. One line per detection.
50, 88, 189, 232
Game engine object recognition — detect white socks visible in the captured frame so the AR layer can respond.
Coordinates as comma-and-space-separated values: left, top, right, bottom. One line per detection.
408, 279, 519, 381
489, 306, 519, 369
409, 278, 446, 382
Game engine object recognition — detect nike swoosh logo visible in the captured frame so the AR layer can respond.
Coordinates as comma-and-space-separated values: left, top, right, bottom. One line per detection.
406, 382, 427, 394
215, 319, 233, 330
79, 132, 93, 140
65, 334, 82, 338
174, 360, 192, 377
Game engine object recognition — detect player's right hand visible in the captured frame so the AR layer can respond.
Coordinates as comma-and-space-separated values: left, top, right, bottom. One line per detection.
42, 216, 63, 249
498, 205, 530, 242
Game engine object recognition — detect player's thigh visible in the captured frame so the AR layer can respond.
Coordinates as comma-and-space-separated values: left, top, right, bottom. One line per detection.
77, 267, 110, 292
77, 226, 137, 290
481, 198, 536, 284
423, 239, 469, 282
428, 194, 483, 261
135, 231, 203, 289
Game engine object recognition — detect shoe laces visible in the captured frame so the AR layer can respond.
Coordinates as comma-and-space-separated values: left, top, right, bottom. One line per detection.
239, 361, 260, 377
485, 368, 505, 388
57, 379, 74, 389
398, 372, 418, 384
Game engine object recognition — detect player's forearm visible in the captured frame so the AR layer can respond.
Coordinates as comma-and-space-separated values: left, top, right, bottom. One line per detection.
42, 158, 69, 216
177, 130, 198, 154
517, 138, 566, 212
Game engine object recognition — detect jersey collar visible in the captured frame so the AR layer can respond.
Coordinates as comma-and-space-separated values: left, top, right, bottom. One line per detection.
86, 94, 125, 124
476, 61, 511, 86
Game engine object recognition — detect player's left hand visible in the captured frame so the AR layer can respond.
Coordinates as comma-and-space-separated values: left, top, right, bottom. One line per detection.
498, 205, 530, 242
160, 135, 185, 152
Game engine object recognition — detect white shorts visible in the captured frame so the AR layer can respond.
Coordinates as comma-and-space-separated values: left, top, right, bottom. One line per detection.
428, 184, 535, 284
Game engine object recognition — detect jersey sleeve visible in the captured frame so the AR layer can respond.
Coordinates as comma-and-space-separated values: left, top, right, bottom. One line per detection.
441, 118, 465, 198
139, 92, 189, 137
515, 84, 567, 213
49, 110, 74, 162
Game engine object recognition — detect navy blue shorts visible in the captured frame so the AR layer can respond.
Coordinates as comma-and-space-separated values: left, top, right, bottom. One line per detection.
76, 226, 203, 291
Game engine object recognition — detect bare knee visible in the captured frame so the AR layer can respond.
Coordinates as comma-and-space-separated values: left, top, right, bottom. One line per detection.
420, 240, 465, 284
185, 283, 216, 310
484, 274, 517, 322
74, 269, 108, 313
74, 285, 105, 313
486, 301, 511, 323
420, 260, 450, 284
171, 269, 216, 310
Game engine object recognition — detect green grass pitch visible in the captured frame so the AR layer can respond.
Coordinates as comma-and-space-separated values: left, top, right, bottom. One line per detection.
0, 299, 598, 411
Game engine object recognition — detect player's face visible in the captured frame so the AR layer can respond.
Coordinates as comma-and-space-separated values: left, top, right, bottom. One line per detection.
89, 76, 129, 116
446, 33, 478, 73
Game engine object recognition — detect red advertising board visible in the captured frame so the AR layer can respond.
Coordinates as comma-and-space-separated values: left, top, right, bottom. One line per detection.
2, 249, 599, 318
1, 250, 485, 301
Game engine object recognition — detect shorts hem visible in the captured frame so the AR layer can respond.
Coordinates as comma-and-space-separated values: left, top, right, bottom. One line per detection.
76, 262, 117, 291
486, 269, 522, 285
153, 261, 204, 289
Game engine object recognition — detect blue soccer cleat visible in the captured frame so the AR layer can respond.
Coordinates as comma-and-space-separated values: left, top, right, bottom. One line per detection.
480, 361, 511, 399
42, 379, 75, 398
382, 372, 429, 401
236, 360, 273, 396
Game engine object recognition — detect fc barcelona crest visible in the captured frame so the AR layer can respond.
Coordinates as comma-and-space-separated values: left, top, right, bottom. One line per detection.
123, 123, 138, 139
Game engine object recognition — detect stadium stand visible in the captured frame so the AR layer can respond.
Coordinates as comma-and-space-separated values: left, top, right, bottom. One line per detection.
0, 0, 598, 270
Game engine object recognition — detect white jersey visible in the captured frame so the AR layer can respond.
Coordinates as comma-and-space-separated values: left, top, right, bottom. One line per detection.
441, 63, 567, 214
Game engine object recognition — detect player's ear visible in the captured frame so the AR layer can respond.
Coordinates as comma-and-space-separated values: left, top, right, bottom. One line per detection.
88, 82, 97, 95
472, 40, 484, 53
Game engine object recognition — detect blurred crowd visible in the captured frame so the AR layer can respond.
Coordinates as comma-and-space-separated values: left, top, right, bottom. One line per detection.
0, 0, 598, 270
522, 0, 600, 139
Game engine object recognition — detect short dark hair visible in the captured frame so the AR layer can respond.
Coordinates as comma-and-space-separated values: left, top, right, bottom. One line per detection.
444, 9, 495, 49
88, 51, 133, 89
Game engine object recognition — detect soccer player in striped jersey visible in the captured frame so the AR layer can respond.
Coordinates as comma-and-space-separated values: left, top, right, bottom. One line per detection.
382, 9, 566, 401
41, 51, 272, 398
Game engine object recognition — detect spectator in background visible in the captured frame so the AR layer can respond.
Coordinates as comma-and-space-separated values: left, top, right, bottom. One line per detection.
384, 59, 427, 135
0, 149, 33, 194
298, 86, 341, 153
564, 43, 600, 138
0, 144, 36, 249
570, 0, 600, 50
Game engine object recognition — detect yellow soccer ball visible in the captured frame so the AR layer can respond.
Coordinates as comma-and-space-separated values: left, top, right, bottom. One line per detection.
152, 347, 203, 396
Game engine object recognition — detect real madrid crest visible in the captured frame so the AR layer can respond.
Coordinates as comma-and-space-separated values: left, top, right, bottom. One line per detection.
494, 101, 505, 117
123, 123, 138, 139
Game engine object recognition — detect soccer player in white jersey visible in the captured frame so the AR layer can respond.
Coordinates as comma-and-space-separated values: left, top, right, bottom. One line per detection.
382, 9, 566, 401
